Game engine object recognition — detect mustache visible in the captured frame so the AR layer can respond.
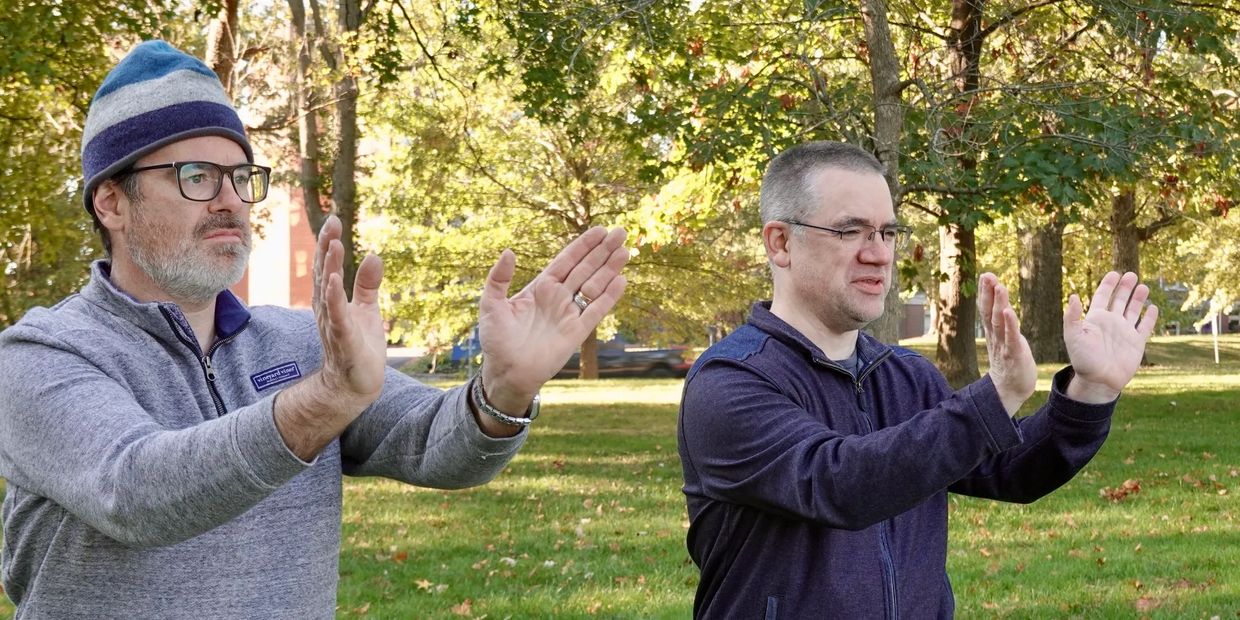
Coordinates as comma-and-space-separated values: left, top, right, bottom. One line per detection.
196, 214, 249, 241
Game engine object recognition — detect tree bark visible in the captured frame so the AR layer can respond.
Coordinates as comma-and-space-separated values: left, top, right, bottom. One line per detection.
936, 223, 979, 387
332, 0, 362, 292
935, 0, 985, 386
860, 0, 905, 344
580, 327, 599, 380
206, 0, 241, 96
1111, 188, 1140, 275
288, 0, 328, 235
1018, 214, 1068, 363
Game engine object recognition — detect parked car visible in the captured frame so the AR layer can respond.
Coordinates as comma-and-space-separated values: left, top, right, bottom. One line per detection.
554, 342, 693, 378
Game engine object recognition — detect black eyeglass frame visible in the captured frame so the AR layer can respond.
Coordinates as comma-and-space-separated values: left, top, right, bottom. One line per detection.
782, 219, 913, 249
124, 161, 272, 204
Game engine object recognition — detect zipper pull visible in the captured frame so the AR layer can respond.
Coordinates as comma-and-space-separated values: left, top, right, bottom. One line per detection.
855, 380, 863, 395
203, 355, 217, 382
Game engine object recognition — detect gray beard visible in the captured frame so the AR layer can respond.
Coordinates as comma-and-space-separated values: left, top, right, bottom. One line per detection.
128, 209, 251, 304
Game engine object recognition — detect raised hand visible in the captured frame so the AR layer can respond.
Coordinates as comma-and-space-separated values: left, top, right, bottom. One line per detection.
477, 227, 629, 416
275, 215, 387, 460
978, 273, 1037, 416
311, 215, 387, 409
1063, 271, 1158, 404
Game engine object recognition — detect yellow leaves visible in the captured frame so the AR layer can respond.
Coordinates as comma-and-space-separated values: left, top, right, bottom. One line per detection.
450, 598, 473, 616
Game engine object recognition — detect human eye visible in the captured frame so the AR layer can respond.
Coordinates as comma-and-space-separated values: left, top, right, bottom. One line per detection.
836, 228, 863, 242
880, 228, 899, 243
179, 163, 217, 185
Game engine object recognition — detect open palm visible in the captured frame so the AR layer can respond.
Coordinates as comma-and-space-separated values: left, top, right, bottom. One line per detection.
1063, 271, 1159, 403
476, 227, 628, 412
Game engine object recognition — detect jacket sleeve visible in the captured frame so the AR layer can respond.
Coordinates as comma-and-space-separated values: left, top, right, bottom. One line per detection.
0, 327, 311, 548
679, 358, 1023, 530
948, 366, 1114, 502
337, 369, 526, 488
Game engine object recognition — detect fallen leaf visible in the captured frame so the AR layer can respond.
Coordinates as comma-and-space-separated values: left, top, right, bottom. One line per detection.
415, 579, 433, 591
1101, 479, 1142, 502
587, 601, 603, 614
353, 601, 371, 615
451, 599, 473, 616
1135, 596, 1158, 612
392, 551, 408, 562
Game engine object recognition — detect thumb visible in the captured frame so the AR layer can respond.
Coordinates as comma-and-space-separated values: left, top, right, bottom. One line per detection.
482, 249, 516, 305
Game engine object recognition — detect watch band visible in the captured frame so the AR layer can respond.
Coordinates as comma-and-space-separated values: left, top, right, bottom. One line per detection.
470, 376, 539, 427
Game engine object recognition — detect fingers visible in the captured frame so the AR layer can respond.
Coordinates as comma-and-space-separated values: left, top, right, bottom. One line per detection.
990, 282, 1009, 344
562, 228, 628, 295
1123, 283, 1150, 325
578, 273, 627, 326
1136, 303, 1160, 339
1108, 272, 1139, 313
352, 254, 384, 306
313, 216, 342, 309
977, 273, 997, 338
481, 250, 517, 308
540, 227, 610, 283
1087, 271, 1121, 316
576, 244, 630, 302
1064, 293, 1083, 326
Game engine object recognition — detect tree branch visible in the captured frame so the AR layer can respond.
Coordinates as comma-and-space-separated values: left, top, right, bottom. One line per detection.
979, 0, 1067, 39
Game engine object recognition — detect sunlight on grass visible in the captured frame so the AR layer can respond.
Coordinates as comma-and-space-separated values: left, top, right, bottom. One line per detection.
2, 337, 1235, 619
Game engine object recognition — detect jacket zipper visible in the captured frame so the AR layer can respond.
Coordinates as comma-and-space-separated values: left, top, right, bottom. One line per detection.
847, 349, 900, 620
160, 308, 248, 418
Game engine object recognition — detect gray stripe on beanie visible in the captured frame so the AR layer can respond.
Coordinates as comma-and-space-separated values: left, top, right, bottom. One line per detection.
81, 71, 235, 149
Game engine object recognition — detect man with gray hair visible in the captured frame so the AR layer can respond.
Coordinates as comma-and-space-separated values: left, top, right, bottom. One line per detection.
678, 140, 1158, 617
0, 40, 628, 618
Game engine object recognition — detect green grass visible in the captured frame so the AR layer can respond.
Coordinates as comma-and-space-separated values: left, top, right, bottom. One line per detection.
2, 336, 1237, 618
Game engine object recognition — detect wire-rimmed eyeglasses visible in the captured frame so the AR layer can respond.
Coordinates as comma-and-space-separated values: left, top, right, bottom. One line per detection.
125, 161, 272, 204
783, 220, 912, 250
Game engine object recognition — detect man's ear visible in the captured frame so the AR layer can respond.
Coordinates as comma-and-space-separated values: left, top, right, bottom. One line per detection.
762, 221, 793, 269
91, 181, 128, 235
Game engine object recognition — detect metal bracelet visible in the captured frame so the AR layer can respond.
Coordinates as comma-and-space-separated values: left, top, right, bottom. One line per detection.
470, 376, 534, 427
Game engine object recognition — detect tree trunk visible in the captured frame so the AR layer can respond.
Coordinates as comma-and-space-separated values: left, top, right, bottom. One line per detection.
1110, 187, 1151, 365
332, 0, 362, 292
936, 224, 979, 387
936, 0, 985, 386
288, 0, 327, 235
1018, 214, 1068, 363
1111, 188, 1140, 275
579, 327, 599, 380
860, 0, 905, 344
205, 0, 240, 95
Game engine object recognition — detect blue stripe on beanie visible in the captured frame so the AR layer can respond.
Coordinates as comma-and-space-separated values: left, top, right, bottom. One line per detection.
81, 40, 253, 214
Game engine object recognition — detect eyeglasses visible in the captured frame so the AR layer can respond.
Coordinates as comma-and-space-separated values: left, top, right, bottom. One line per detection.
784, 220, 912, 249
125, 161, 272, 203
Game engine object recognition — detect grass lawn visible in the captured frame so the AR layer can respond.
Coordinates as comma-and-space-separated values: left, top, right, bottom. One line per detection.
0, 335, 1236, 618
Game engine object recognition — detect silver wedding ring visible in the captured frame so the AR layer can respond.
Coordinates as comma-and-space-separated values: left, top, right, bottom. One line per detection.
573, 291, 592, 313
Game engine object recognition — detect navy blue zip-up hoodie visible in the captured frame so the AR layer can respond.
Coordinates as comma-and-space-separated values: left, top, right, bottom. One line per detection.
678, 303, 1115, 619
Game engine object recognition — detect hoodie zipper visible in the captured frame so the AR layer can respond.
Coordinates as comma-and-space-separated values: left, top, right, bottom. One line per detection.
160, 307, 248, 418
820, 348, 900, 619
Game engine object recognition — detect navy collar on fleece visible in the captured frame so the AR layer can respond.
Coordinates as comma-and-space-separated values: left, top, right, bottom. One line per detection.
747, 301, 891, 369
93, 260, 252, 340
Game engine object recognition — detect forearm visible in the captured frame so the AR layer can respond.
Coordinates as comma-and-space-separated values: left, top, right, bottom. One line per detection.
273, 370, 376, 461
340, 372, 526, 486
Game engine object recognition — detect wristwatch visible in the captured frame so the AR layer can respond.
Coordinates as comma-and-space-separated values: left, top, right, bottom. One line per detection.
471, 375, 540, 427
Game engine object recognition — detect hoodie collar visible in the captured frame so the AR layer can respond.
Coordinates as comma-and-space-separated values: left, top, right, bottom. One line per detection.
747, 301, 891, 369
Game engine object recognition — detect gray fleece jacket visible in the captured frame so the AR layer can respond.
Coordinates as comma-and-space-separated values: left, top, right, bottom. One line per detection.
0, 261, 525, 619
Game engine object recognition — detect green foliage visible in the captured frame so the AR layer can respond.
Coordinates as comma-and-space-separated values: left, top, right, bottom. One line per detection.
0, 2, 176, 327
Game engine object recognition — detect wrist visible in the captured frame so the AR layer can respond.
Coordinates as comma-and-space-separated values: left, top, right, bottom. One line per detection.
1065, 371, 1119, 404
479, 367, 539, 416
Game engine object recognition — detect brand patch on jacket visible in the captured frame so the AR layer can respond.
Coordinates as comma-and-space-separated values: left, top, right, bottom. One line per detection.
251, 361, 302, 392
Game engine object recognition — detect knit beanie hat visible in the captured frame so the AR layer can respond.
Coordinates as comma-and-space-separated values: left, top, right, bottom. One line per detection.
80, 40, 253, 214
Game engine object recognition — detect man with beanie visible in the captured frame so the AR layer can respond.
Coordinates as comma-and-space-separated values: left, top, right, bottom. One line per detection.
677, 141, 1159, 618
0, 40, 628, 618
